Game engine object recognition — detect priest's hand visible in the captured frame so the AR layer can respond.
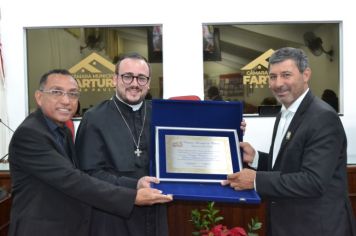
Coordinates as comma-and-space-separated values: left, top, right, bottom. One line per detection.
221, 168, 256, 190
137, 176, 160, 189
239, 142, 256, 164
135, 188, 173, 205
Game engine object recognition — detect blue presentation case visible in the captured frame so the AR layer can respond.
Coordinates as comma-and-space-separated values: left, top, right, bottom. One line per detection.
150, 99, 260, 204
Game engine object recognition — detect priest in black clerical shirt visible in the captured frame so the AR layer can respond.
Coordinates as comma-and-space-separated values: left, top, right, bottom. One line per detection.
75, 53, 168, 236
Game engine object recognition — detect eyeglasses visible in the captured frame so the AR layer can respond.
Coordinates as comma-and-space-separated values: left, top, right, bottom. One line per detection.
40, 89, 80, 100
119, 73, 150, 86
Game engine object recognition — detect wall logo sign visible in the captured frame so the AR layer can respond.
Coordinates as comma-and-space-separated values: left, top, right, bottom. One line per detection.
69, 52, 115, 92
241, 49, 274, 89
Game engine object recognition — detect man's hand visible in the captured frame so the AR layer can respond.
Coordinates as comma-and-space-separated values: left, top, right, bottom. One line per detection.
137, 176, 160, 189
135, 188, 173, 206
240, 119, 247, 136
221, 168, 256, 190
239, 142, 256, 164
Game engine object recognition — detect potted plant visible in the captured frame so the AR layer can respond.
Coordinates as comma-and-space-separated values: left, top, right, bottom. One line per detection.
190, 202, 262, 236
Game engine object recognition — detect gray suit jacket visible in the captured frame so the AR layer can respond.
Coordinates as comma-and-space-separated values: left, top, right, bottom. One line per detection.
257, 91, 356, 236
8, 109, 138, 236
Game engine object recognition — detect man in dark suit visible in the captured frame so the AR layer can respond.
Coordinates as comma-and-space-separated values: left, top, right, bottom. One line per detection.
8, 69, 172, 236
222, 47, 356, 236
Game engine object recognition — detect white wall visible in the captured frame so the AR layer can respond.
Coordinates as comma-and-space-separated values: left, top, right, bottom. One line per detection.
1, 0, 355, 163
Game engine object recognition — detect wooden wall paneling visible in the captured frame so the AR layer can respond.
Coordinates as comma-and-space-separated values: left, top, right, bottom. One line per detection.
1, 167, 356, 236
0, 171, 11, 236
167, 200, 266, 236
348, 165, 356, 217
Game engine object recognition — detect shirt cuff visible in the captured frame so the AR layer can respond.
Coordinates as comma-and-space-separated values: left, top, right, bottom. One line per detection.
249, 151, 259, 169
248, 152, 259, 191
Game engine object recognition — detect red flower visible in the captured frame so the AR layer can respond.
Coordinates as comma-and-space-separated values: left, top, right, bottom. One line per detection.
229, 226, 248, 236
200, 224, 247, 236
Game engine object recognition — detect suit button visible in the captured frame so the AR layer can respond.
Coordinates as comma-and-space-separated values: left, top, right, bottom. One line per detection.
271, 201, 277, 206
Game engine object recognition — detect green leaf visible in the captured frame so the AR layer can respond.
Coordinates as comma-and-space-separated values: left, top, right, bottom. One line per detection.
211, 209, 219, 215
190, 201, 263, 235
214, 216, 223, 223
252, 222, 262, 230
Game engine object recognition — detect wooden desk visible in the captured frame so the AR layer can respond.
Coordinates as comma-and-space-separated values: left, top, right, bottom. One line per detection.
0, 171, 11, 236
348, 165, 356, 217
0, 196, 11, 236
1, 167, 356, 236
167, 166, 356, 236
167, 200, 266, 235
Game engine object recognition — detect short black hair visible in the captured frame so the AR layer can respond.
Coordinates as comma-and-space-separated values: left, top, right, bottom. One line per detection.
207, 86, 220, 98
39, 69, 74, 90
114, 52, 151, 75
322, 89, 339, 112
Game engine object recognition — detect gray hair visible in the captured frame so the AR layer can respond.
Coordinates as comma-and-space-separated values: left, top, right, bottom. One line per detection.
268, 47, 309, 73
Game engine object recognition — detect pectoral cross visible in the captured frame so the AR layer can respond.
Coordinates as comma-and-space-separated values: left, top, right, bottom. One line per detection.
134, 148, 142, 157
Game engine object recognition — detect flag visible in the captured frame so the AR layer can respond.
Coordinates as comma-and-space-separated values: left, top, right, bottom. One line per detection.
0, 15, 11, 170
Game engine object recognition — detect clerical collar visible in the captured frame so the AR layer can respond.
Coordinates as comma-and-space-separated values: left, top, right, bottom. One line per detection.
115, 95, 143, 111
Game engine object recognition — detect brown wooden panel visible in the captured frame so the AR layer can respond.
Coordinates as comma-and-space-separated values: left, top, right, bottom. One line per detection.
1, 167, 356, 236
167, 165, 356, 236
348, 165, 356, 218
167, 200, 266, 236
0, 171, 11, 236
0, 196, 11, 236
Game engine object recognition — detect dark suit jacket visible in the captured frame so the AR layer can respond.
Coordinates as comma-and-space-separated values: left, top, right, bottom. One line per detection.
8, 109, 138, 236
256, 91, 356, 236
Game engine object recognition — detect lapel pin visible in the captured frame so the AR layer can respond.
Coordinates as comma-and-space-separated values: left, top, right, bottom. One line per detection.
286, 131, 291, 140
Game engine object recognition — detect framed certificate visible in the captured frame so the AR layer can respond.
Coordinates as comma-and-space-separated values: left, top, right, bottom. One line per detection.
155, 126, 242, 182
150, 99, 260, 203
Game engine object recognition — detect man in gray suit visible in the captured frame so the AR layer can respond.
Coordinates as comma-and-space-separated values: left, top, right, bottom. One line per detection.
223, 47, 356, 236
8, 69, 172, 236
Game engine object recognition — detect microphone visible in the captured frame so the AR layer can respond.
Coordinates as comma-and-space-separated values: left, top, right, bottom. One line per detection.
0, 154, 8, 162
0, 118, 15, 133
0, 117, 14, 162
